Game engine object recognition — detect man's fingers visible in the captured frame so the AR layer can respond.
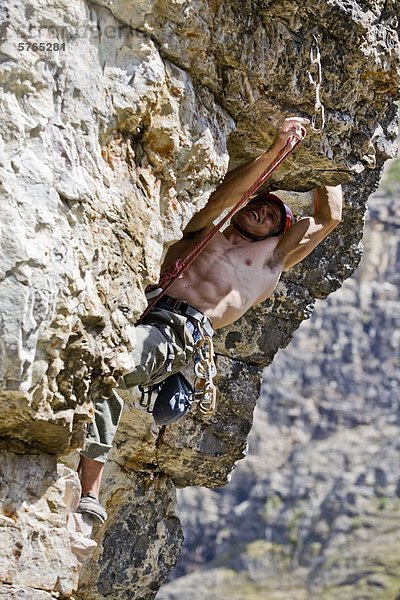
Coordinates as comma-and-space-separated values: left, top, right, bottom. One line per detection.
280, 117, 310, 133
280, 121, 309, 131
281, 126, 307, 139
283, 117, 310, 125
279, 118, 308, 141
273, 116, 309, 150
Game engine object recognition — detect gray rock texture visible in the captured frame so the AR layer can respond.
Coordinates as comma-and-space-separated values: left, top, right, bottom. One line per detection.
159, 180, 400, 599
0, 452, 95, 598
0, 0, 399, 598
76, 469, 184, 600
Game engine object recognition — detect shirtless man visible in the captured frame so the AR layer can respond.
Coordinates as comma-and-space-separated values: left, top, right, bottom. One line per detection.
77, 116, 343, 521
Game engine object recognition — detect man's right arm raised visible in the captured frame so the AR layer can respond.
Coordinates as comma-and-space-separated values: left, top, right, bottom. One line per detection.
183, 117, 309, 235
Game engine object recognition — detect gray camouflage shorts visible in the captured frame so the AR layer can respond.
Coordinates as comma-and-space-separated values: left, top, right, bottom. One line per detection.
81, 306, 212, 463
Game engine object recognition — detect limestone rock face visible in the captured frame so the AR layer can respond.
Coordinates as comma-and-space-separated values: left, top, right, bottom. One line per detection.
0, 453, 95, 597
0, 0, 234, 454
1, 0, 399, 450
0, 0, 399, 598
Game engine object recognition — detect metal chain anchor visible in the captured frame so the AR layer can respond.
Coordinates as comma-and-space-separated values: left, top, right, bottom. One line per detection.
193, 335, 217, 417
307, 34, 325, 133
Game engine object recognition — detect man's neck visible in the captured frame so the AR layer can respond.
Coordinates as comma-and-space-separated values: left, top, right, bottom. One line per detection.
223, 224, 253, 245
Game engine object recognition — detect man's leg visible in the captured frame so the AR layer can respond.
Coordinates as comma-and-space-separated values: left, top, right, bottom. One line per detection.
77, 390, 124, 522
78, 455, 104, 498
77, 320, 173, 520
76, 456, 107, 522
77, 312, 194, 520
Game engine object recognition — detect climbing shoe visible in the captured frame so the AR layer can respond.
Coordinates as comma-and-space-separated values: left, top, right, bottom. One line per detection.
76, 493, 107, 523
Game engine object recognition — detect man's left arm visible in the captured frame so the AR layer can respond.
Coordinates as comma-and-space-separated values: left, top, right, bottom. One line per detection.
274, 185, 343, 270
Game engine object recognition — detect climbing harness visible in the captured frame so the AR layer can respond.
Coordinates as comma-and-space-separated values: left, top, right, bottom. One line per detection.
307, 34, 325, 134
137, 330, 217, 423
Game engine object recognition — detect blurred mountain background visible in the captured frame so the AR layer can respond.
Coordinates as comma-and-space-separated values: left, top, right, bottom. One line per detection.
158, 155, 400, 600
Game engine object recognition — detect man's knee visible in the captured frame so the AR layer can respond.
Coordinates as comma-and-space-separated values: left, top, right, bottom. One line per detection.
123, 322, 170, 388
123, 364, 153, 389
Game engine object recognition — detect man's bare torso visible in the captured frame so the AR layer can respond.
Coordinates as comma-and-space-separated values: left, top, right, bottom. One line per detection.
165, 228, 283, 329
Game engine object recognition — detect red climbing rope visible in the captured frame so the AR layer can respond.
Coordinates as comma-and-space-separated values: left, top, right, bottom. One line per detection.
141, 137, 301, 319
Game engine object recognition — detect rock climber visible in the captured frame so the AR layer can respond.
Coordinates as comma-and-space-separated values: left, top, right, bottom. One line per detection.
76, 116, 343, 522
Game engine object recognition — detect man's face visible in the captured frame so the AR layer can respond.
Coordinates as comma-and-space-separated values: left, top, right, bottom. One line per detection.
233, 200, 283, 238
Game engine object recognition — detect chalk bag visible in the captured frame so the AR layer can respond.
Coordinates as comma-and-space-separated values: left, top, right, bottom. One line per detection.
139, 372, 194, 426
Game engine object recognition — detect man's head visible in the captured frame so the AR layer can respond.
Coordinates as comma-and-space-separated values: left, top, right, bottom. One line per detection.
232, 192, 294, 242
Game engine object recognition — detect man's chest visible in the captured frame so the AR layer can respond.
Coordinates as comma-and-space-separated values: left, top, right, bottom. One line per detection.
193, 241, 280, 288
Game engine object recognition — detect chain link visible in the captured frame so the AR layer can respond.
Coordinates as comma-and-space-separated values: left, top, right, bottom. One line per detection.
306, 34, 325, 133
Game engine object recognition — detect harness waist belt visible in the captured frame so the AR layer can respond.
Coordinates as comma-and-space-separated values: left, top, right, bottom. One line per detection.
156, 295, 214, 338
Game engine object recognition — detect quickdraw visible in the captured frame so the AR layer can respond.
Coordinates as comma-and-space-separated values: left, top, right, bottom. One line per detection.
193, 335, 217, 417
307, 34, 325, 133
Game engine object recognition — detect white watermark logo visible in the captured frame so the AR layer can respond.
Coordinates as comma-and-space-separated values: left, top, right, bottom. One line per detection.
27, 24, 132, 42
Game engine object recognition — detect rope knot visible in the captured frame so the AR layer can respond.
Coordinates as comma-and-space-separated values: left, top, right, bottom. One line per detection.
159, 259, 184, 285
